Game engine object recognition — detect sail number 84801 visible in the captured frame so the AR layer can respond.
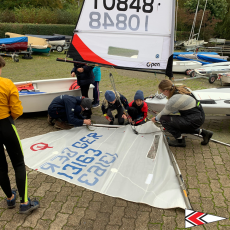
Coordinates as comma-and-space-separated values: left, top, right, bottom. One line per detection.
94, 0, 154, 13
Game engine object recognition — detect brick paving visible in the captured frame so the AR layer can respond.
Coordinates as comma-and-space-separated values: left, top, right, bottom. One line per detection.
0, 110, 230, 230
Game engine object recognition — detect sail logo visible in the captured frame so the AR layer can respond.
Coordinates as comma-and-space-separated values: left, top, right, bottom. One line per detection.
146, 62, 160, 68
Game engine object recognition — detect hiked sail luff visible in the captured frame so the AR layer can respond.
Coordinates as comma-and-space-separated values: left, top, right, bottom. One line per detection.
67, 0, 175, 78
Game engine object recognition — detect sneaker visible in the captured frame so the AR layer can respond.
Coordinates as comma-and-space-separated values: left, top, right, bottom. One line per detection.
168, 137, 186, 147
54, 121, 73, 130
109, 121, 114, 125
201, 129, 213, 145
47, 114, 55, 126
6, 189, 17, 209
19, 198, 40, 214
92, 103, 100, 108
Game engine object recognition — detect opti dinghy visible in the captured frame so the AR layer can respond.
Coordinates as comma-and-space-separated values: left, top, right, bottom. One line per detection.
145, 88, 230, 115
14, 78, 94, 113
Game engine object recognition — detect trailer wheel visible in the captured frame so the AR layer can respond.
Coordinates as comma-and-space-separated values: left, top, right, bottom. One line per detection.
209, 75, 217, 84
189, 70, 196, 78
56, 46, 63, 52
13, 56, 19, 62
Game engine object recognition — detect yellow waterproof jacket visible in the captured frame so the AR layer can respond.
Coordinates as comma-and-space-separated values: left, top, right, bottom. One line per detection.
0, 77, 23, 120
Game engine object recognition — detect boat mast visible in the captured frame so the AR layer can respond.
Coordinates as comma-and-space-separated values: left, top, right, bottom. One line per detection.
197, 0, 208, 41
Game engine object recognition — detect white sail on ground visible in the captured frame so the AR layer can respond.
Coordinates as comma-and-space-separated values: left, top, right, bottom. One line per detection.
21, 122, 190, 209
67, 0, 175, 75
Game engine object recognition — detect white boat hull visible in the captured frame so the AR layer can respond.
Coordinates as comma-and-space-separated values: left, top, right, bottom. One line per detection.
146, 89, 230, 115
173, 61, 202, 73
14, 78, 94, 113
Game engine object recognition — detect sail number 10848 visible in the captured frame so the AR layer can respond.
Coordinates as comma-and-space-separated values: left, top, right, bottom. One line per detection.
94, 0, 154, 13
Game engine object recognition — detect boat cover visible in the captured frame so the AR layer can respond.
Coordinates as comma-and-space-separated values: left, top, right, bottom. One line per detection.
197, 54, 227, 63
175, 56, 210, 65
21, 122, 189, 209
0, 37, 28, 45
5, 32, 50, 47
174, 52, 218, 57
26, 34, 65, 41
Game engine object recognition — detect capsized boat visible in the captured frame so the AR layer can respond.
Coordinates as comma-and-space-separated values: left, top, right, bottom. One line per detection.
5, 32, 51, 54
0, 37, 28, 52
145, 88, 230, 115
14, 78, 94, 113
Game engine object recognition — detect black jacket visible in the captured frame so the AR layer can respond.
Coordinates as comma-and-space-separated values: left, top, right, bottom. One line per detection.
71, 63, 95, 86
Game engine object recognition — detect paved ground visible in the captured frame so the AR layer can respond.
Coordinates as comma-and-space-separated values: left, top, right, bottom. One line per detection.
0, 109, 230, 230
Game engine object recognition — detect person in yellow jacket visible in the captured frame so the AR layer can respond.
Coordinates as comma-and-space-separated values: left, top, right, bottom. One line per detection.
0, 56, 39, 214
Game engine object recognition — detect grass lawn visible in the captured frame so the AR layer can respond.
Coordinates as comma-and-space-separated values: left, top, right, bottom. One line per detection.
1, 51, 229, 144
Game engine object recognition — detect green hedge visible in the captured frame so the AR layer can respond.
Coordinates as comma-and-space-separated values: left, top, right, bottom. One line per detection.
0, 23, 75, 38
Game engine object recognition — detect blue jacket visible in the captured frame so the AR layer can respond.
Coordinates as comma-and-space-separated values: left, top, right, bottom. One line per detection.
48, 95, 84, 126
71, 63, 95, 86
101, 93, 129, 115
93, 66, 101, 81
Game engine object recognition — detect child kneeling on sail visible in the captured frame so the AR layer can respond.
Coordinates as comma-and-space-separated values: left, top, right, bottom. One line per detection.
101, 90, 129, 125
122, 90, 148, 126
48, 95, 92, 129
151, 80, 213, 147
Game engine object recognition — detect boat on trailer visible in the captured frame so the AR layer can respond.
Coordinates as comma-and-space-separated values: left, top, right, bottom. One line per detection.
5, 32, 51, 54
14, 78, 94, 113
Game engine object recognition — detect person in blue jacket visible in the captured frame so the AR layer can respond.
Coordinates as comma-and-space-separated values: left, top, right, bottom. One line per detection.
92, 65, 101, 108
101, 90, 129, 125
48, 95, 92, 130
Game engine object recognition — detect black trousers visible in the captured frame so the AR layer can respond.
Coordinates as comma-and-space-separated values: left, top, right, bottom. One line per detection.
107, 106, 124, 125
0, 117, 28, 203
160, 107, 205, 139
80, 84, 90, 98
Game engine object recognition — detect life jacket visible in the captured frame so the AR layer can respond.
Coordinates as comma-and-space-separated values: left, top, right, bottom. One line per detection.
69, 80, 80, 90
16, 83, 34, 92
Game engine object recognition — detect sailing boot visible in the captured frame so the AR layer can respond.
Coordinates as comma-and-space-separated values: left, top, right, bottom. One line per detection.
54, 121, 73, 130
47, 114, 55, 126
168, 137, 186, 147
200, 129, 213, 145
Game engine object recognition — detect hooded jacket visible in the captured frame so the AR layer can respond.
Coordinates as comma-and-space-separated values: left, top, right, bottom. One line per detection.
48, 95, 85, 126
0, 77, 23, 120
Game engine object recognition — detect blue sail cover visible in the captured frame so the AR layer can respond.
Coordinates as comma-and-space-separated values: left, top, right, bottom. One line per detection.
197, 54, 227, 63
0, 37, 28, 45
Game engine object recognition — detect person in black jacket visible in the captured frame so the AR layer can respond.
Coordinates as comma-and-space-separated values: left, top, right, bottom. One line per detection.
48, 95, 92, 129
101, 90, 129, 125
71, 62, 95, 119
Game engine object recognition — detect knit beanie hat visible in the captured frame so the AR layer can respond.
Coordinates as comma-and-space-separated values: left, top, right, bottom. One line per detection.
105, 90, 116, 102
134, 90, 144, 101
81, 98, 92, 110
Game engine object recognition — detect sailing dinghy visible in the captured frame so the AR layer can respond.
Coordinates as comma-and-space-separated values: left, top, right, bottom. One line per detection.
146, 88, 230, 115
14, 78, 94, 113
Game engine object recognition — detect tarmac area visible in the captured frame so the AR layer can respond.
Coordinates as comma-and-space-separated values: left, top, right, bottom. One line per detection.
0, 108, 230, 230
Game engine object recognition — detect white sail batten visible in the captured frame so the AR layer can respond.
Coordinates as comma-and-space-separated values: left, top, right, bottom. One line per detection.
68, 0, 175, 74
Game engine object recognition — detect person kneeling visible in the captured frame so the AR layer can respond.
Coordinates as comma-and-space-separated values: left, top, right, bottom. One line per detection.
151, 80, 213, 147
101, 90, 129, 125
48, 95, 92, 129
123, 90, 148, 126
